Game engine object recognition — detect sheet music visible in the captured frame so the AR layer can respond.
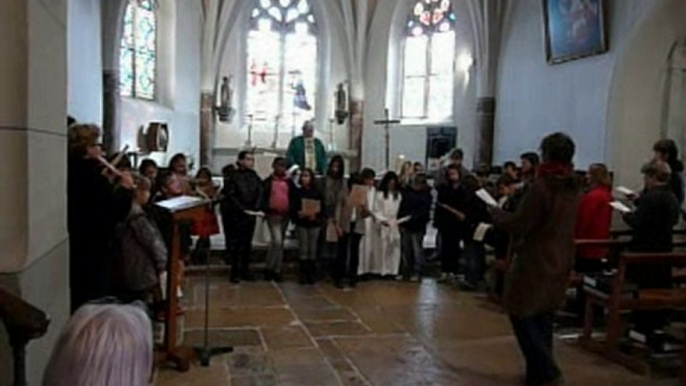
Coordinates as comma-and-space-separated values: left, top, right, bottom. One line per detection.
155, 195, 205, 212
615, 186, 635, 196
610, 201, 632, 214
395, 216, 411, 226
476, 189, 498, 207
473, 223, 492, 242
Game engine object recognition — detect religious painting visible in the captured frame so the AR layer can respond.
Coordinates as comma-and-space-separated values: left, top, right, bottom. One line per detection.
542, 0, 608, 64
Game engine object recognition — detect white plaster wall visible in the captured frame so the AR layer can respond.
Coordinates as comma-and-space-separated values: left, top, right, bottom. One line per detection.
120, 1, 202, 167
494, 0, 654, 169
363, 0, 477, 172
27, 0, 69, 267
0, 0, 29, 276
0, 1, 70, 385
67, 0, 102, 124
214, 0, 349, 155
607, 0, 686, 189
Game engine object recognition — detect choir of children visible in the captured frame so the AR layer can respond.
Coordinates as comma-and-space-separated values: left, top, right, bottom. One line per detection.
67, 120, 686, 386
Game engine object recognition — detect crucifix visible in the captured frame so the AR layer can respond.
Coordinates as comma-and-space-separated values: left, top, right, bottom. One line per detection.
373, 108, 401, 171
245, 114, 254, 148
271, 114, 281, 149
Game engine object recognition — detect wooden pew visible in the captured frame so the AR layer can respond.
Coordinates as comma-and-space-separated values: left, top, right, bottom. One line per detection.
579, 251, 686, 375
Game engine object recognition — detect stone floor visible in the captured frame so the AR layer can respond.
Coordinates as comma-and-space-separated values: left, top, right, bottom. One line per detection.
155, 277, 677, 386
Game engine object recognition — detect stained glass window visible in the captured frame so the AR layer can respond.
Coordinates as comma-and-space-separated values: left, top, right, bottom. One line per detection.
246, 0, 318, 135
402, 0, 456, 120
120, 0, 157, 100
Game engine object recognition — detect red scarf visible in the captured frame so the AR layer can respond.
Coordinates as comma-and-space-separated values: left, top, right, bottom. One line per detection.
536, 162, 574, 178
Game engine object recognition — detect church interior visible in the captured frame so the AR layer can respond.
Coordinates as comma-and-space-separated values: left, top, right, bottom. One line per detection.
4, 0, 686, 385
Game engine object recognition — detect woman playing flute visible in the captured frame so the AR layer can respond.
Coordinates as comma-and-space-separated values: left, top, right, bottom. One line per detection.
67, 124, 135, 313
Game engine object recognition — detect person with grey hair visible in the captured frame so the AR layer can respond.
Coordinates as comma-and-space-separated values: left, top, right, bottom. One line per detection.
624, 160, 680, 254
43, 304, 152, 386
285, 120, 328, 175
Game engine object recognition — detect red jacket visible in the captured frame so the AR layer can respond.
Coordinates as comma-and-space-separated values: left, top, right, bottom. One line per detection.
576, 185, 613, 259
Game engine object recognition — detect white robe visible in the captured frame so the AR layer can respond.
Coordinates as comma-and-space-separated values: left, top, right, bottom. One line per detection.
359, 191, 402, 276
357, 187, 378, 275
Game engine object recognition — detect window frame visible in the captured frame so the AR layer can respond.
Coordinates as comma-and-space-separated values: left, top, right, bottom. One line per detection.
120, 0, 158, 101
399, 0, 456, 123
244, 0, 320, 134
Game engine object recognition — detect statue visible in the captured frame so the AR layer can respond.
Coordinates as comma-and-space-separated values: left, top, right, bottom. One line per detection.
217, 76, 235, 123
334, 82, 349, 124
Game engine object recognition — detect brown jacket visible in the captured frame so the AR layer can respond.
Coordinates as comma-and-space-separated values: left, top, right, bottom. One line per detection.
492, 174, 580, 318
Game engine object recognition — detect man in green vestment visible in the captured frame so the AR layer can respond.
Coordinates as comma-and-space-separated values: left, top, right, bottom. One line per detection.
286, 120, 328, 175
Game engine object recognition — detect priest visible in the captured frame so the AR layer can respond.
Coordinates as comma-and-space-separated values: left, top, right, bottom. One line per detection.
286, 120, 328, 175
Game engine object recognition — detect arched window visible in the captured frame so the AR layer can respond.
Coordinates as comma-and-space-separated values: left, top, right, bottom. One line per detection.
246, 0, 318, 133
402, 0, 456, 120
120, 0, 158, 100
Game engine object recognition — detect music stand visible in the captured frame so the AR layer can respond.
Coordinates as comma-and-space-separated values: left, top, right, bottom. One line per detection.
194, 203, 233, 366
154, 196, 233, 370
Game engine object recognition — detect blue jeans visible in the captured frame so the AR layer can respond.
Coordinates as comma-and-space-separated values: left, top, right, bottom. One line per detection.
266, 215, 287, 273
464, 241, 486, 286
401, 229, 425, 277
510, 312, 561, 386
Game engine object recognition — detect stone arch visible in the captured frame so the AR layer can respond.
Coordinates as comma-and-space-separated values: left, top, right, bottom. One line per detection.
606, 0, 686, 187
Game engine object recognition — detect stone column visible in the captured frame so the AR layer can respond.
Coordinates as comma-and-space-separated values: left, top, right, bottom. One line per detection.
101, 0, 127, 154
200, 91, 214, 167
0, 1, 70, 385
467, 0, 510, 166
349, 100, 364, 172
102, 69, 120, 153
476, 97, 496, 166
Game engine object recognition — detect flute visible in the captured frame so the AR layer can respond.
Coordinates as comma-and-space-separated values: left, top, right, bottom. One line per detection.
101, 145, 129, 176
97, 155, 124, 178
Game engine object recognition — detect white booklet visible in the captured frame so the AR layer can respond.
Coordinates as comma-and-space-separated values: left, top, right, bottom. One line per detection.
476, 189, 499, 207
155, 195, 205, 212
609, 201, 632, 214
473, 223, 492, 242
615, 186, 635, 196
245, 210, 265, 217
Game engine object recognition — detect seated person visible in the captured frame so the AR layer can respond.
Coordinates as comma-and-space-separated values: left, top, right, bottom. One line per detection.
623, 161, 680, 288
624, 161, 680, 254
43, 304, 152, 386
575, 163, 613, 272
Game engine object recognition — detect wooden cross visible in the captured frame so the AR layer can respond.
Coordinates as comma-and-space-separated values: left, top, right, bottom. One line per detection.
373, 108, 401, 171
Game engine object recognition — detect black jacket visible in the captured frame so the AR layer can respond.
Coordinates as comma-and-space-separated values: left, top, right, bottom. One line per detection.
290, 185, 324, 228
434, 183, 468, 233
486, 195, 517, 258
398, 187, 432, 232
67, 157, 132, 310
669, 162, 684, 205
463, 190, 490, 238
624, 184, 680, 253
222, 167, 262, 217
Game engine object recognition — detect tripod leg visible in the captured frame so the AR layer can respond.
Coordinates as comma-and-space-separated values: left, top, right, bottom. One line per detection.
195, 237, 233, 367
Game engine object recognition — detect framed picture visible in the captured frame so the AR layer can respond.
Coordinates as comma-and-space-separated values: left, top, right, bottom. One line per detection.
542, 0, 608, 64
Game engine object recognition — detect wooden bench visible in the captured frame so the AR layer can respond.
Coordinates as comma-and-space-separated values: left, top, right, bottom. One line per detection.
579, 251, 686, 375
